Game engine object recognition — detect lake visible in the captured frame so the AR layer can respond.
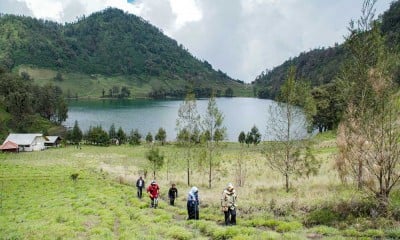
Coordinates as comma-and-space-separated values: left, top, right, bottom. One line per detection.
65, 97, 308, 142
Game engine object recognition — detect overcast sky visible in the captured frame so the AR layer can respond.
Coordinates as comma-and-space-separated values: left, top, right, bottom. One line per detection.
0, 0, 394, 82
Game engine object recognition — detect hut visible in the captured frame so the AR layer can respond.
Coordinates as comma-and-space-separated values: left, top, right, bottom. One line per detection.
0, 140, 18, 153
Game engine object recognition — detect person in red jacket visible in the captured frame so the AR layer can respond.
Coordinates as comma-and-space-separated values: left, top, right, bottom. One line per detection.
147, 180, 160, 208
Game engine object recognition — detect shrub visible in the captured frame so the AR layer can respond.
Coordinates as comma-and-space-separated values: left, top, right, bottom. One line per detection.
385, 227, 400, 239
305, 207, 341, 226
166, 226, 192, 240
276, 221, 302, 233
363, 229, 384, 237
257, 231, 281, 240
341, 228, 362, 237
211, 227, 242, 240
308, 225, 339, 236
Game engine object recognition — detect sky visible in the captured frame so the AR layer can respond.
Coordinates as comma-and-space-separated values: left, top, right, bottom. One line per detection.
0, 0, 394, 82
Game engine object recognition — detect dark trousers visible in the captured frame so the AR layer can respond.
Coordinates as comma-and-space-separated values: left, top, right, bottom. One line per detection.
137, 187, 143, 198
151, 198, 158, 208
169, 198, 175, 206
224, 208, 236, 225
187, 203, 199, 220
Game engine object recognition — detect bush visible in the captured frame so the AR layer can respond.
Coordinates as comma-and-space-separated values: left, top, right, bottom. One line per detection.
305, 207, 341, 226
308, 225, 339, 236
166, 226, 192, 240
363, 229, 384, 237
389, 190, 400, 220
385, 227, 400, 239
276, 221, 302, 233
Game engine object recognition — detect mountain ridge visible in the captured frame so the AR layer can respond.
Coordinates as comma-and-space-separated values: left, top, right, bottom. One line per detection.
0, 8, 250, 98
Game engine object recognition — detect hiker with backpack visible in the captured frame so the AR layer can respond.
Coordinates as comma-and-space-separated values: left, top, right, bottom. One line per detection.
221, 183, 237, 225
147, 180, 160, 208
187, 186, 200, 220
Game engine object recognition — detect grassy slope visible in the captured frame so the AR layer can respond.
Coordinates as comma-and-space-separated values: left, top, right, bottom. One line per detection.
1, 133, 399, 239
15, 65, 253, 99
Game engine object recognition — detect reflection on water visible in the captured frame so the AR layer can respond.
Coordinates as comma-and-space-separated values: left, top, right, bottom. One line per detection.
65, 97, 308, 142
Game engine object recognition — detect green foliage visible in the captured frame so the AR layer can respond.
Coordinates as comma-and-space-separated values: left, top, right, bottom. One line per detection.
129, 129, 142, 145
146, 147, 164, 179
275, 221, 302, 233
0, 68, 66, 135
145, 132, 153, 143
385, 227, 400, 239
116, 127, 127, 144
166, 226, 193, 240
305, 208, 341, 226
238, 131, 246, 145
0, 9, 249, 98
85, 125, 109, 146
108, 123, 116, 139
155, 127, 166, 145
67, 120, 83, 144
308, 225, 340, 236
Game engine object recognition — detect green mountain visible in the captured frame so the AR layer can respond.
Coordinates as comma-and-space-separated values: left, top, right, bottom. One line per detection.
252, 0, 400, 99
0, 8, 250, 99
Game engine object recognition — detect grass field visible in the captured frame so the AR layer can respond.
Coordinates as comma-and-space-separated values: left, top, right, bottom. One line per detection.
1, 133, 400, 239
15, 66, 254, 99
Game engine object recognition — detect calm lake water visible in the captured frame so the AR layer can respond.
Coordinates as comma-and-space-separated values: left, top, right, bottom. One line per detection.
65, 97, 307, 142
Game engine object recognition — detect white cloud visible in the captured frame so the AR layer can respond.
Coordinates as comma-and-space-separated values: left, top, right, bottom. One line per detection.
169, 0, 202, 30
23, 0, 64, 21
1, 0, 394, 82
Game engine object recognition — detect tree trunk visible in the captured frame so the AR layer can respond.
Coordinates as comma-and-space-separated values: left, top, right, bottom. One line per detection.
285, 173, 289, 193
357, 159, 363, 190
209, 151, 212, 189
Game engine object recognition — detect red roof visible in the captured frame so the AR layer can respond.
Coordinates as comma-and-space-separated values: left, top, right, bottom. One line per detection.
0, 141, 18, 150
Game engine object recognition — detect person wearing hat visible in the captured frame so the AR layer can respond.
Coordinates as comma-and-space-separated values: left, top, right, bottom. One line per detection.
146, 180, 160, 208
221, 183, 237, 225
187, 186, 200, 220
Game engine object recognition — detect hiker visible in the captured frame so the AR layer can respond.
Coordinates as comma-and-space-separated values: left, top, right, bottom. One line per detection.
136, 176, 145, 199
147, 180, 160, 208
187, 186, 199, 220
168, 183, 178, 206
221, 183, 237, 225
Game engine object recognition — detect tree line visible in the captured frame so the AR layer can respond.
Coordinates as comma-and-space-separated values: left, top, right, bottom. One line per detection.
0, 68, 68, 136
252, 0, 400, 134
65, 121, 167, 147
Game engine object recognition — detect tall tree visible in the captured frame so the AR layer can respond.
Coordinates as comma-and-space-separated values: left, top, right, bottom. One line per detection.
146, 132, 153, 144
109, 123, 117, 140
155, 127, 167, 145
336, 0, 400, 210
202, 95, 226, 188
238, 131, 246, 145
146, 147, 164, 179
71, 120, 83, 145
265, 66, 317, 192
336, 0, 382, 190
116, 127, 127, 144
129, 129, 142, 145
176, 92, 200, 186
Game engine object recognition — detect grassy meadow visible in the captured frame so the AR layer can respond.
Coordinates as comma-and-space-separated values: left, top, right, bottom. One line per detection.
1, 132, 400, 239
15, 66, 254, 99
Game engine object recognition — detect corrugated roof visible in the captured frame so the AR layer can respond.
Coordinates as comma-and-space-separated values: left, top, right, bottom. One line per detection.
0, 140, 18, 150
45, 136, 61, 144
4, 133, 45, 145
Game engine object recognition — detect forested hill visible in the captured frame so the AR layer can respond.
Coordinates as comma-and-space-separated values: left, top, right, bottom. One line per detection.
252, 0, 400, 99
0, 8, 247, 98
